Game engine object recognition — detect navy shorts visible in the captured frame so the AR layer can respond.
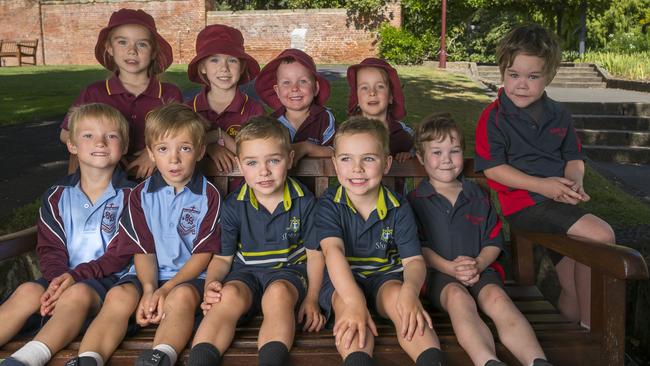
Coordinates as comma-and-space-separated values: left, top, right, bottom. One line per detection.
507, 200, 588, 264
223, 265, 308, 324
4, 275, 119, 337
426, 268, 503, 311
318, 270, 404, 323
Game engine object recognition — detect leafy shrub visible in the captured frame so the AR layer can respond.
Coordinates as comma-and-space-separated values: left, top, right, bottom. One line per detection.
576, 52, 650, 80
378, 24, 426, 65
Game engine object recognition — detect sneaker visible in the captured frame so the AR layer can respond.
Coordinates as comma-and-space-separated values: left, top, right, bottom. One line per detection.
136, 350, 171, 366
64, 356, 98, 366
0, 358, 26, 366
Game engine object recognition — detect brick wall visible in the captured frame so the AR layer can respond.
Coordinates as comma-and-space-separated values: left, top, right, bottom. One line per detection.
0, 0, 43, 66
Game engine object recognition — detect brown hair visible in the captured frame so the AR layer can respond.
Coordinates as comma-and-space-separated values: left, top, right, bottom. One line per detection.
198, 56, 247, 86
414, 112, 464, 154
144, 103, 208, 149
496, 24, 561, 82
351, 67, 391, 116
105, 25, 162, 76
334, 116, 390, 157
67, 103, 129, 151
235, 116, 292, 156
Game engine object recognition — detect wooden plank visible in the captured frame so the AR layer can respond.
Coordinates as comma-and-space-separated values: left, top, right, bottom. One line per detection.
0, 226, 37, 260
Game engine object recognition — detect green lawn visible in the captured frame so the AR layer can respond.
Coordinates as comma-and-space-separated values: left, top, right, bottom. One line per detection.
0, 64, 649, 234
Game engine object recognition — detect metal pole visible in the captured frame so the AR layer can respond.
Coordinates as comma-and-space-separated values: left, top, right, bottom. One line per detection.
439, 0, 447, 68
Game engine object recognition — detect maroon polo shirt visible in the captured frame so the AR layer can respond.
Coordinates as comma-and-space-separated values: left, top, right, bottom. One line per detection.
387, 117, 414, 155
61, 74, 183, 153
188, 88, 265, 136
272, 104, 336, 146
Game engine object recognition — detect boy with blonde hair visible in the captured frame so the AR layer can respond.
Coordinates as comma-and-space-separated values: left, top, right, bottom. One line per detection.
315, 117, 444, 366
474, 24, 615, 327
410, 113, 551, 366
1, 103, 134, 366
64, 103, 221, 366
188, 116, 324, 366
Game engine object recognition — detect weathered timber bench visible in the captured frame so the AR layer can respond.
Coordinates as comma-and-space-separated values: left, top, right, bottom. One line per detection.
0, 39, 38, 66
0, 158, 647, 365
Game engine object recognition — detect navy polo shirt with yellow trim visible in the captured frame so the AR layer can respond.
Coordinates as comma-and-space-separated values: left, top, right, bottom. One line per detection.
408, 178, 504, 261
220, 177, 316, 270
314, 185, 422, 278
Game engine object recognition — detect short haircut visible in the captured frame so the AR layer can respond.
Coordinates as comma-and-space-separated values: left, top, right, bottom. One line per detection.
235, 116, 292, 156
334, 116, 390, 157
414, 112, 465, 154
496, 24, 561, 81
67, 103, 129, 150
276, 58, 316, 82
144, 103, 208, 149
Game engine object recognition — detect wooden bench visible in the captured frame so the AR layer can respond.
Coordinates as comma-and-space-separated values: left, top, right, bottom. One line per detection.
0, 39, 38, 66
0, 158, 647, 365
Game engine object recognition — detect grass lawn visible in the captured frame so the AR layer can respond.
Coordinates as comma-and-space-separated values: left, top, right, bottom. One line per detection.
1, 64, 649, 234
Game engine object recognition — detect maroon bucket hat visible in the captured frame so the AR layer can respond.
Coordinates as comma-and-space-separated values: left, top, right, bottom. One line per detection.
95, 8, 173, 74
254, 49, 331, 110
347, 58, 406, 121
188, 24, 261, 85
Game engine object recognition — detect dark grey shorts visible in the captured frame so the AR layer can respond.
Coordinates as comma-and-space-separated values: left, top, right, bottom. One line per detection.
426, 269, 502, 311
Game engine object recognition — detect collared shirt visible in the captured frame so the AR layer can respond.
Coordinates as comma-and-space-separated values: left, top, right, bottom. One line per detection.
220, 178, 316, 270
118, 170, 221, 280
61, 74, 183, 153
273, 104, 336, 146
37, 168, 135, 282
408, 177, 504, 261
474, 88, 583, 216
314, 185, 421, 278
388, 117, 414, 155
188, 87, 265, 136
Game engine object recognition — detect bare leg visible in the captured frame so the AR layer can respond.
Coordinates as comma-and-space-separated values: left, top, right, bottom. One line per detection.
152, 284, 201, 353
331, 291, 375, 361
258, 280, 299, 348
0, 282, 44, 346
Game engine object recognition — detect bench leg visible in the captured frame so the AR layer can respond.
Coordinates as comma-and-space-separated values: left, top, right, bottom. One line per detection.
511, 230, 535, 285
590, 269, 626, 366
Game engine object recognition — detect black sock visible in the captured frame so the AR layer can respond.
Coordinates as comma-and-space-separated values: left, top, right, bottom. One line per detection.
135, 349, 171, 366
485, 360, 507, 366
416, 347, 445, 366
343, 352, 375, 366
258, 341, 289, 366
188, 343, 222, 366
532, 358, 553, 366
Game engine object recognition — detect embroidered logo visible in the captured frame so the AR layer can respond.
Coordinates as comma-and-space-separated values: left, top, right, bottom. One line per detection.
226, 125, 240, 137
549, 127, 568, 138
376, 227, 394, 249
465, 214, 485, 225
178, 206, 201, 236
288, 216, 301, 233
101, 203, 119, 233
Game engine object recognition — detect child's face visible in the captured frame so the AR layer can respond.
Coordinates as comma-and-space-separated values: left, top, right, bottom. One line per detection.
199, 54, 244, 91
273, 62, 319, 112
416, 131, 464, 187
333, 132, 392, 199
502, 53, 549, 108
106, 24, 154, 76
67, 117, 125, 171
237, 137, 294, 199
147, 130, 205, 192
356, 67, 393, 120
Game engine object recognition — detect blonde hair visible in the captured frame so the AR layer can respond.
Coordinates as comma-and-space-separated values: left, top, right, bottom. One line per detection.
496, 24, 562, 82
105, 25, 163, 76
144, 103, 208, 149
235, 116, 291, 156
334, 116, 390, 157
67, 103, 129, 150
414, 113, 464, 154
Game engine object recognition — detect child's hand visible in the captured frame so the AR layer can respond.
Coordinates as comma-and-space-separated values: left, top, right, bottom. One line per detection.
292, 142, 311, 167
333, 301, 378, 350
128, 151, 156, 179
298, 298, 326, 332
136, 288, 166, 326
200, 281, 223, 315
39, 273, 75, 316
396, 285, 433, 341
207, 144, 237, 173
452, 256, 479, 283
394, 152, 413, 163
538, 177, 582, 202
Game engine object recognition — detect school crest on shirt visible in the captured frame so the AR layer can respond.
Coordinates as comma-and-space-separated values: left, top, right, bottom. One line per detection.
226, 125, 240, 137
283, 216, 301, 241
178, 206, 201, 236
376, 227, 394, 249
101, 203, 119, 233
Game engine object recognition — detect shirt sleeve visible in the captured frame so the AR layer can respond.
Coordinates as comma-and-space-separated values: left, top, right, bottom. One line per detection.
118, 185, 156, 255
321, 109, 336, 146
393, 201, 423, 260
192, 184, 222, 254
300, 195, 319, 250
474, 101, 508, 172
314, 194, 344, 244
36, 187, 70, 282
219, 199, 239, 256
480, 192, 505, 252
406, 192, 430, 249
560, 109, 584, 161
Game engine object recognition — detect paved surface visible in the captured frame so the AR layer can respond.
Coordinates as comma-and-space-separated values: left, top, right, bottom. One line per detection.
546, 87, 650, 103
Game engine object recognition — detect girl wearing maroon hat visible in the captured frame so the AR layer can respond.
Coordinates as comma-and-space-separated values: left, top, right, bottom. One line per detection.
59, 8, 183, 179
347, 58, 414, 163
187, 24, 264, 173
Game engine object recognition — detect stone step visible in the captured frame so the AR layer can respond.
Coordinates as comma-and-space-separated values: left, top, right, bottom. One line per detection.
564, 103, 650, 117
483, 81, 606, 88
577, 129, 650, 147
582, 145, 650, 164
480, 75, 603, 83
477, 66, 598, 75
573, 115, 650, 130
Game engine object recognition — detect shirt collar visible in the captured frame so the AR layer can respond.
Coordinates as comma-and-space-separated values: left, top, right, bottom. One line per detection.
192, 88, 249, 115
414, 175, 473, 198
147, 169, 204, 195
386, 116, 406, 133
271, 103, 326, 120
236, 177, 305, 211
106, 73, 162, 99
497, 87, 553, 119
333, 184, 400, 220
58, 166, 133, 190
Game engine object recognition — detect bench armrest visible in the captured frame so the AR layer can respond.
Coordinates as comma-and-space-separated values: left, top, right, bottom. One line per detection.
513, 230, 648, 280
0, 226, 37, 261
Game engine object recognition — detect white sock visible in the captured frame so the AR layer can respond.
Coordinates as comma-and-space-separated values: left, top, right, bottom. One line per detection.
79, 351, 104, 366
11, 340, 52, 366
153, 344, 177, 366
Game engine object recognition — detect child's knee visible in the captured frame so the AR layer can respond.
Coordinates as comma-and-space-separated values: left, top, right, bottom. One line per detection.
13, 282, 46, 301
165, 285, 199, 312
478, 285, 511, 313
441, 283, 474, 310
571, 214, 615, 243
103, 285, 139, 314
216, 283, 251, 311
262, 281, 297, 308
57, 283, 97, 309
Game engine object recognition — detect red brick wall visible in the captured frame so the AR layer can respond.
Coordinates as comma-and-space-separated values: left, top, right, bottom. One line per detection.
0, 0, 43, 66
